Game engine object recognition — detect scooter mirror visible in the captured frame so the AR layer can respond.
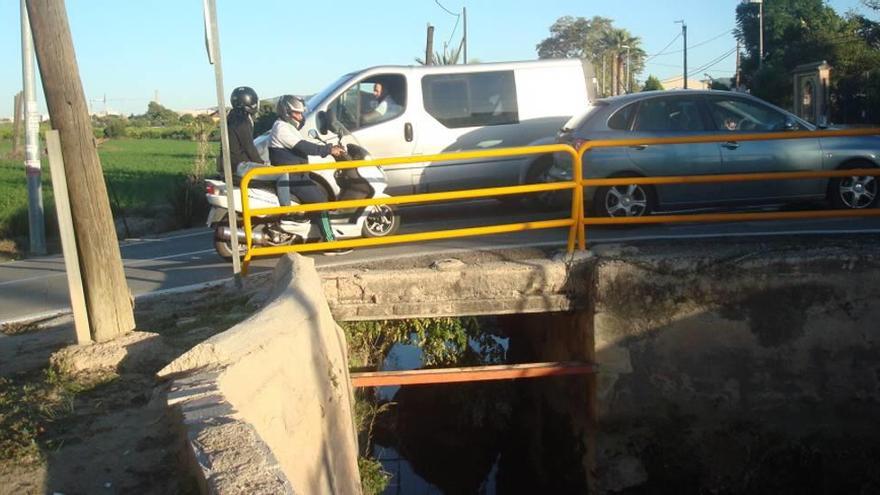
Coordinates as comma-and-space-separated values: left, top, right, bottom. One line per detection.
316, 110, 329, 135
308, 129, 319, 139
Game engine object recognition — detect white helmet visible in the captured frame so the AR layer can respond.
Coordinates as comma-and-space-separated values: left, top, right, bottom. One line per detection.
276, 95, 306, 123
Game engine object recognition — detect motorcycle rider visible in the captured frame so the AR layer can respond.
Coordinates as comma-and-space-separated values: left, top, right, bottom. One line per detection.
269, 95, 345, 244
224, 86, 292, 207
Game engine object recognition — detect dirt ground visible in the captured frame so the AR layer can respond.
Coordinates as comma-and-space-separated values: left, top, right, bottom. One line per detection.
0, 274, 272, 495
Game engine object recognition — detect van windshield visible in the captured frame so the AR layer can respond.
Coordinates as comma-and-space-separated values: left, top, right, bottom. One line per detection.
305, 73, 357, 116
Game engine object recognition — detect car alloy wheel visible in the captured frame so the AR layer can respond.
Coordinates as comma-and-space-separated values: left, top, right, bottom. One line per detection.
601, 184, 650, 217
837, 175, 877, 209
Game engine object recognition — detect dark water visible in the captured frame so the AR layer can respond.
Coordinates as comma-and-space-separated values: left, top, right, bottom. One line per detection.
370, 336, 589, 495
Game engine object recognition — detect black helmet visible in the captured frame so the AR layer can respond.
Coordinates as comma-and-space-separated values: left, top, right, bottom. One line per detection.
231, 86, 259, 115
276, 95, 306, 123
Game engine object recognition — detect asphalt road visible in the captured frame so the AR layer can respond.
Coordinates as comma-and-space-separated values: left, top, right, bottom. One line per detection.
2, 200, 879, 324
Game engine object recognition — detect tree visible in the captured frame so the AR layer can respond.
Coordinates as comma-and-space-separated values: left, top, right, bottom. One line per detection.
144, 101, 179, 126
416, 44, 463, 65
536, 16, 646, 96
736, 0, 880, 122
642, 75, 664, 91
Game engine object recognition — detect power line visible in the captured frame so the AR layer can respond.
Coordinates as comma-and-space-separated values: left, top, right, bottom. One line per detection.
645, 32, 682, 62
653, 27, 735, 58
688, 47, 737, 77
434, 0, 460, 17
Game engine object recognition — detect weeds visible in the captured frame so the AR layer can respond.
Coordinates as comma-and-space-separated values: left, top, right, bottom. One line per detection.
0, 368, 114, 464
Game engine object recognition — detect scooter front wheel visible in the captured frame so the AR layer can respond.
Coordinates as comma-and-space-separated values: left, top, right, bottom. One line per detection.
361, 204, 400, 238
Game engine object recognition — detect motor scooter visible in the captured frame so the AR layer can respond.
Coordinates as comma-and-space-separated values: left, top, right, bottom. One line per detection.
204, 116, 400, 259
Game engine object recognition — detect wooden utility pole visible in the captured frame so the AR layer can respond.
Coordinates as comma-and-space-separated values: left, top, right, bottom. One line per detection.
11, 92, 23, 157
26, 0, 134, 342
425, 24, 434, 65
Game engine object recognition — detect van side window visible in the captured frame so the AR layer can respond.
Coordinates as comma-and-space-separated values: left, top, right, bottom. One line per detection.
326, 74, 406, 132
422, 71, 518, 128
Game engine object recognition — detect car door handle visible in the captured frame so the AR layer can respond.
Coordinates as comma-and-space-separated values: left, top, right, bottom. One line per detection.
404, 123, 413, 142
630, 144, 648, 150
723, 141, 740, 150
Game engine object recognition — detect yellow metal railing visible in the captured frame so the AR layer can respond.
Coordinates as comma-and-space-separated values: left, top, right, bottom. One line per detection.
240, 144, 582, 273
575, 127, 880, 249
239, 128, 880, 273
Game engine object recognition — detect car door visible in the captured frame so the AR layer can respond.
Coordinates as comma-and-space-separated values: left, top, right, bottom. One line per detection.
624, 95, 722, 206
323, 74, 417, 195
705, 95, 823, 202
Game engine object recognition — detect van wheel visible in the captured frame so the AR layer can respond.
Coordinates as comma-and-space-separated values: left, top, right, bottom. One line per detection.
593, 182, 655, 218
829, 161, 878, 209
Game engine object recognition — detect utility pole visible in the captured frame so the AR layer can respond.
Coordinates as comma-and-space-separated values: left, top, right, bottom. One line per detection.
462, 7, 467, 64
11, 92, 23, 157
425, 23, 434, 65
735, 40, 741, 90
676, 20, 687, 89
26, 0, 135, 342
21, 0, 46, 255
759, 0, 764, 68
203, 0, 243, 283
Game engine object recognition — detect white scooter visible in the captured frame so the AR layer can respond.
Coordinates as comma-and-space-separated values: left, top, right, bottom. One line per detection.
205, 114, 400, 259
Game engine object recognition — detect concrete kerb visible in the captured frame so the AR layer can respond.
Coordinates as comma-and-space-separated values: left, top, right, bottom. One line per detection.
160, 254, 361, 495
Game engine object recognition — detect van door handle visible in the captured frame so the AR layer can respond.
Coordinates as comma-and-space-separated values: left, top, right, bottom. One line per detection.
723, 141, 740, 150
630, 144, 648, 150
404, 123, 413, 142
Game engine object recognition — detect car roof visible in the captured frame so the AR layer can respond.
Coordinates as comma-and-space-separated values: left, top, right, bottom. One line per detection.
597, 89, 756, 105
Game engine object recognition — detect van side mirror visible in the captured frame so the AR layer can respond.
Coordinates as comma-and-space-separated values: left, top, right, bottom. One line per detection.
316, 110, 329, 135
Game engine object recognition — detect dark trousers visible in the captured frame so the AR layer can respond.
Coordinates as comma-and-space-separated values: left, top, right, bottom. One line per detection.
289, 172, 334, 242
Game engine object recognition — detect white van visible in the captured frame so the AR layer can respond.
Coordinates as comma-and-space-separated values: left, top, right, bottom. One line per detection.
286, 59, 596, 196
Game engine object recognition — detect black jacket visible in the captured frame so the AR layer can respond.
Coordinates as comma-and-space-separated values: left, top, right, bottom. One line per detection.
225, 109, 263, 167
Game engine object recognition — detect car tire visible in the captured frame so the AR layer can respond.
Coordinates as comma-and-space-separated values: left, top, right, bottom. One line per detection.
592, 179, 655, 218
829, 161, 878, 210
521, 155, 564, 211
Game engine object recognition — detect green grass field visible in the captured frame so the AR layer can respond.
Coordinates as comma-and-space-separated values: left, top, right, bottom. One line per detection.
0, 133, 215, 245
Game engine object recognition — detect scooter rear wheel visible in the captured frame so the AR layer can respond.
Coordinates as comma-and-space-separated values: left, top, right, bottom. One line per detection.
361, 204, 400, 238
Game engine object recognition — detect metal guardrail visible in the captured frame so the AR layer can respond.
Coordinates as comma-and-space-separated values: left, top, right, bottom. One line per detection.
574, 127, 880, 249
240, 144, 582, 273
239, 127, 880, 273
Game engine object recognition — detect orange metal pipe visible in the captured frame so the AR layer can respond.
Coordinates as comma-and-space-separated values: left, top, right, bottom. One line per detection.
350, 361, 595, 388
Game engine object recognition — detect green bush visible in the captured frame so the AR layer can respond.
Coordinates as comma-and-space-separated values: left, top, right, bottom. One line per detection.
166, 175, 210, 229
103, 118, 127, 138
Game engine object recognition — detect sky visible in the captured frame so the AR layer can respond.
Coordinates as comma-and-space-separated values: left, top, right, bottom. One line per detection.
0, 0, 873, 119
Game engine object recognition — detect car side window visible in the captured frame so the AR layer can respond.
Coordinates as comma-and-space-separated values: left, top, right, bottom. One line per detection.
633, 97, 707, 132
327, 74, 407, 132
707, 97, 794, 132
422, 70, 518, 128
607, 103, 636, 130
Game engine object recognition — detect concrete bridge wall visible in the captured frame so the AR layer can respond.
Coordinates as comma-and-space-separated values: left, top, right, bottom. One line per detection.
162, 241, 880, 493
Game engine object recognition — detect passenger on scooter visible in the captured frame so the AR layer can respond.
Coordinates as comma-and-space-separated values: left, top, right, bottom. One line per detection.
224, 86, 292, 207
269, 95, 345, 242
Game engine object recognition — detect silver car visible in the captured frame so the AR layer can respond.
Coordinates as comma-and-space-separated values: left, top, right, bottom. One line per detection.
545, 90, 880, 216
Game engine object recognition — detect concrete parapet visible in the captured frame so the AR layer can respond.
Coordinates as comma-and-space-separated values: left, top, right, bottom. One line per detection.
161, 254, 361, 495
321, 253, 593, 321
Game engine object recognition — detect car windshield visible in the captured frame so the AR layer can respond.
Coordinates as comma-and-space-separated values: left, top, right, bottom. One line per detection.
304, 73, 357, 117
